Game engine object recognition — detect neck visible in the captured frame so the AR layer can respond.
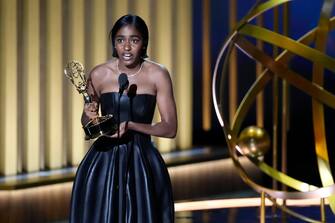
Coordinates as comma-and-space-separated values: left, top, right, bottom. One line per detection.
117, 59, 143, 78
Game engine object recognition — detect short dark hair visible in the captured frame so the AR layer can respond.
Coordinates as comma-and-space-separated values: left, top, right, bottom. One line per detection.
109, 14, 149, 58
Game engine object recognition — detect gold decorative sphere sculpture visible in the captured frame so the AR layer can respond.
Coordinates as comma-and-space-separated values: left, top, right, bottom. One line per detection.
237, 126, 270, 158
212, 0, 335, 221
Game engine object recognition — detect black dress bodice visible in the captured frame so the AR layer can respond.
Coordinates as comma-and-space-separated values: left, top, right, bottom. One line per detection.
100, 92, 156, 124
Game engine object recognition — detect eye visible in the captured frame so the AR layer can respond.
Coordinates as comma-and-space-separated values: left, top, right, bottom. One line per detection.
131, 38, 141, 44
115, 38, 124, 44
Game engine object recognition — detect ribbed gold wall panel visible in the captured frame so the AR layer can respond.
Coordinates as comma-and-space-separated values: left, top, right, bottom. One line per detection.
22, 0, 41, 172
202, 0, 212, 131
90, 0, 108, 68
175, 0, 193, 149
132, 0, 150, 24
0, 0, 18, 175
108, 0, 129, 59
0, 0, 193, 176
153, 0, 174, 152
132, 0, 151, 57
67, 0, 86, 165
229, 0, 238, 124
45, 0, 63, 169
111, 0, 129, 22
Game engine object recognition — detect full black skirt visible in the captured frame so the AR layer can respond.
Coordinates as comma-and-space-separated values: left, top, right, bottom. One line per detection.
69, 134, 174, 223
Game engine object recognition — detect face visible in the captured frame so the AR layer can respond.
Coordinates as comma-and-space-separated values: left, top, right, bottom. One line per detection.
114, 25, 144, 68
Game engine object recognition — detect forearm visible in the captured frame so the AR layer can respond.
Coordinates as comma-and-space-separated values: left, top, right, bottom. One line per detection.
128, 121, 177, 138
81, 101, 99, 126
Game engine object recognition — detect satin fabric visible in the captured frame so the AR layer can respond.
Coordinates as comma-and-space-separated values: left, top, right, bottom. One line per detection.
70, 92, 174, 223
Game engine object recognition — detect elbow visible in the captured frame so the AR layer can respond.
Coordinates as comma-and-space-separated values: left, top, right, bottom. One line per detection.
166, 124, 177, 138
167, 131, 176, 138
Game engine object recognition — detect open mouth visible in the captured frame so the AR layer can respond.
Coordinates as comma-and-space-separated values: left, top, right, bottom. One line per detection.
122, 53, 133, 61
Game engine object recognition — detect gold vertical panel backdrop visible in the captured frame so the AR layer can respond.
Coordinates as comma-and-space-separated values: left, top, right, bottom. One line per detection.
66, 0, 86, 166
0, 0, 18, 175
0, 0, 193, 176
22, 0, 41, 172
174, 0, 193, 149
45, 0, 63, 169
202, 0, 211, 131
152, 0, 174, 152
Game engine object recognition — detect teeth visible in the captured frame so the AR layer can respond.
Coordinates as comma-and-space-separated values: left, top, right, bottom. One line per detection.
122, 54, 132, 61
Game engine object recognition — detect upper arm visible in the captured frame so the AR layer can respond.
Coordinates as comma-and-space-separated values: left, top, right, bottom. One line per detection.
86, 68, 102, 103
155, 67, 177, 127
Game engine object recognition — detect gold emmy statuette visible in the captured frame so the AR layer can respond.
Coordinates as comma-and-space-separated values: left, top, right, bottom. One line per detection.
64, 60, 117, 139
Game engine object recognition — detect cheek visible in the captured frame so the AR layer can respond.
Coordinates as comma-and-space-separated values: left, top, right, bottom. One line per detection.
134, 45, 144, 54
114, 46, 122, 54
135, 47, 142, 54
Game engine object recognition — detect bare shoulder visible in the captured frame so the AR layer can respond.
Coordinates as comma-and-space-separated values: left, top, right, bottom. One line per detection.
88, 59, 116, 81
144, 60, 173, 96
145, 59, 171, 82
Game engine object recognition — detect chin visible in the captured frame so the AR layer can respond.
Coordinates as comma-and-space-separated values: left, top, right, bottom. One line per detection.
124, 60, 140, 67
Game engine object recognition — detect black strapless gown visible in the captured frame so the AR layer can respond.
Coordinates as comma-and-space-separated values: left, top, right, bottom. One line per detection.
69, 92, 174, 223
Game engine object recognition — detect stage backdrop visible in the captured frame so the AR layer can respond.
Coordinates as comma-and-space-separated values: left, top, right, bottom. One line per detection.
0, 0, 192, 176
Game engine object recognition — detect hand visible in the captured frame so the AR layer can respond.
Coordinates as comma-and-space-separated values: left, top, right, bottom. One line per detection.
84, 101, 99, 120
108, 121, 128, 138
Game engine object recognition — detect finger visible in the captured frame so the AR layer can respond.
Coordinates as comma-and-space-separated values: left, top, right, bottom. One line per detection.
84, 104, 94, 113
84, 110, 95, 116
87, 105, 98, 113
110, 133, 118, 138
90, 108, 97, 113
102, 134, 113, 138
91, 101, 98, 109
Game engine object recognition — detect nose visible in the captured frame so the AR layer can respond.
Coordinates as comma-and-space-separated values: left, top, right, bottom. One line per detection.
124, 41, 131, 51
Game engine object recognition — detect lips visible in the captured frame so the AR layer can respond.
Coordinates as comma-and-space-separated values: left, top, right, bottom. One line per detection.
122, 53, 133, 61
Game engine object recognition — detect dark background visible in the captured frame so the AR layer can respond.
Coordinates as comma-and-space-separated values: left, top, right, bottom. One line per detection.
191, 0, 335, 186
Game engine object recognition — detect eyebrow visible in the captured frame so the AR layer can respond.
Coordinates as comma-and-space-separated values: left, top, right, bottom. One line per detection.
115, 35, 141, 38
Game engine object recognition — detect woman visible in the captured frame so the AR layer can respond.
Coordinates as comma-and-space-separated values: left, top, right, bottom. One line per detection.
69, 14, 177, 223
